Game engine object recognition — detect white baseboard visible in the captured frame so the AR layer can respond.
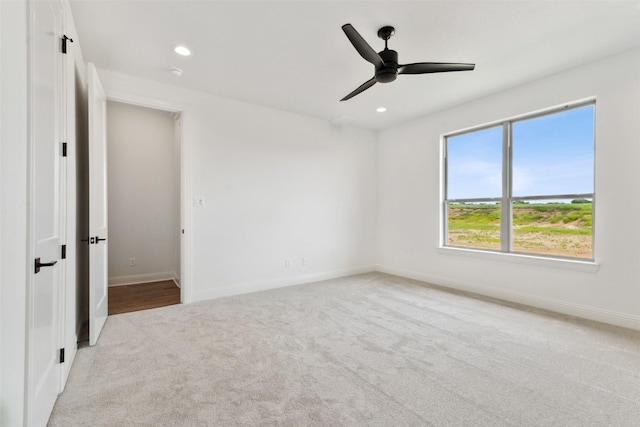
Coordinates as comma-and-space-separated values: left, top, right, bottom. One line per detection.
108, 271, 179, 287
191, 265, 376, 303
376, 265, 640, 331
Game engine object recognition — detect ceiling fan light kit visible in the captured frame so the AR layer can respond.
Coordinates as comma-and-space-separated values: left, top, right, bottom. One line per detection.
340, 23, 475, 101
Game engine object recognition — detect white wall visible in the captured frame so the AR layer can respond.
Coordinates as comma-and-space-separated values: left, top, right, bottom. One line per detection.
107, 101, 180, 285
377, 48, 640, 329
100, 69, 378, 302
0, 1, 28, 424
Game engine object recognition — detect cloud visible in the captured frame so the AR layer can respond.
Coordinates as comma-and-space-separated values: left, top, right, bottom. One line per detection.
512, 158, 593, 196
448, 158, 501, 199
512, 166, 535, 194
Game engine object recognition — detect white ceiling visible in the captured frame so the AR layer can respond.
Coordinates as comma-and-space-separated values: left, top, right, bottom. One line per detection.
69, 1, 640, 131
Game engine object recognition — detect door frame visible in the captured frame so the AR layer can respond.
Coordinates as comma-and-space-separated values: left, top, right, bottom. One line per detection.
100, 89, 192, 304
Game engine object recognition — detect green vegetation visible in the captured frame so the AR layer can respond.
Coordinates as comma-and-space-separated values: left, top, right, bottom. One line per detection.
447, 202, 593, 258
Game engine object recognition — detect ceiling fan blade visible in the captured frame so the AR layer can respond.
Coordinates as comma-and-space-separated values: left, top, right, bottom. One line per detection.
342, 24, 384, 68
399, 62, 475, 74
340, 77, 377, 101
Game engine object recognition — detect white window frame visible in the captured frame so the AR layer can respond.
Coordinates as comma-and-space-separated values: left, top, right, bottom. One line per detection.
441, 99, 596, 263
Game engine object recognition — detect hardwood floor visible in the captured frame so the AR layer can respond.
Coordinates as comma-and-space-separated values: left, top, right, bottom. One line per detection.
108, 280, 180, 315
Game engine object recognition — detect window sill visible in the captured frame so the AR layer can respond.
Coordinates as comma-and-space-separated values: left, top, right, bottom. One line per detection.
437, 246, 599, 273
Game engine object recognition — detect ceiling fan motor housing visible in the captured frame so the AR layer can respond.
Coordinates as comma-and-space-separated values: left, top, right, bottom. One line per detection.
376, 49, 398, 83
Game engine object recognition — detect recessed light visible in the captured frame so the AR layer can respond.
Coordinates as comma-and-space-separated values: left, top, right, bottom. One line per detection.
174, 46, 191, 56
376, 107, 387, 113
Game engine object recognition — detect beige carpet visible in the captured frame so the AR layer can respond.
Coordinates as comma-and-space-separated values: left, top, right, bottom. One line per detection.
49, 273, 640, 426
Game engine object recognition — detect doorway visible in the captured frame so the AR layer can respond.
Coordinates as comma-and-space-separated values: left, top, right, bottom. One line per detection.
105, 101, 182, 314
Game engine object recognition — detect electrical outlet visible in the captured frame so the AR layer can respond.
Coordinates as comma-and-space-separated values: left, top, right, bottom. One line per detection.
285, 258, 291, 268
302, 257, 308, 266
129, 258, 136, 266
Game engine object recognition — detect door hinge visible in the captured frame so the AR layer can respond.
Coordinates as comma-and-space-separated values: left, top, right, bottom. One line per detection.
61, 244, 66, 259
59, 348, 65, 363
62, 35, 73, 54
62, 142, 67, 157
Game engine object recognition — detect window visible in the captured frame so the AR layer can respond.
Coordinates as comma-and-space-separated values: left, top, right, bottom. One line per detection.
443, 101, 595, 260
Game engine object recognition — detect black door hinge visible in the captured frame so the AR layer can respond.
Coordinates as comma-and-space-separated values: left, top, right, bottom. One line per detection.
62, 142, 67, 157
62, 35, 73, 54
59, 348, 65, 363
61, 244, 66, 259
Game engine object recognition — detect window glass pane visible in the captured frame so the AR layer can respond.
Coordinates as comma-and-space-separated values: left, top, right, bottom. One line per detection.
447, 126, 503, 199
447, 202, 501, 250
512, 198, 592, 259
512, 105, 594, 197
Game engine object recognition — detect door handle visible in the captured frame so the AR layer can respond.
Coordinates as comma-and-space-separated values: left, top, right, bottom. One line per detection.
95, 236, 106, 243
34, 257, 57, 274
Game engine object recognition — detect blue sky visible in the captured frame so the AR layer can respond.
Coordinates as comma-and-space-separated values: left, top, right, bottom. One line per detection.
447, 105, 594, 200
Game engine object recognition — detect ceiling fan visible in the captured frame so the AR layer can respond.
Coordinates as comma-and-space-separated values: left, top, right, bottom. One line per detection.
340, 23, 475, 101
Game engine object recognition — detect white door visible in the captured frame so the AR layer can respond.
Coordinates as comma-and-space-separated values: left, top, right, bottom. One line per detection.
88, 63, 109, 345
27, 0, 64, 424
